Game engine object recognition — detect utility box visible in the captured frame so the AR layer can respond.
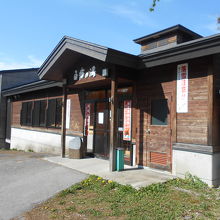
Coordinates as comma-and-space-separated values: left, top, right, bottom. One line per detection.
116, 148, 124, 171
69, 137, 82, 159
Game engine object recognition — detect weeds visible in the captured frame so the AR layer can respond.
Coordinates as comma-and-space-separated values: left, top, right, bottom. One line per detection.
22, 174, 220, 220
65, 206, 76, 212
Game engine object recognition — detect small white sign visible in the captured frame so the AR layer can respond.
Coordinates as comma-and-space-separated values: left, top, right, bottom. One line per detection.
66, 99, 71, 129
73, 70, 78, 80
177, 63, 188, 113
98, 112, 104, 124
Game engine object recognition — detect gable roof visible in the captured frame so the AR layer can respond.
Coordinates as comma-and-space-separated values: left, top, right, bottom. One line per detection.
38, 36, 139, 81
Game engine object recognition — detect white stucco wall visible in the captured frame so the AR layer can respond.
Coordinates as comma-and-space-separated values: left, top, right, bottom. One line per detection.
11, 127, 81, 154
172, 149, 220, 187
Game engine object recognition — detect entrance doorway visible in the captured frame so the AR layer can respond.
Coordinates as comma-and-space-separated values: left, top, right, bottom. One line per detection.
145, 93, 172, 171
94, 101, 110, 158
85, 100, 109, 159
117, 98, 133, 165
84, 88, 133, 165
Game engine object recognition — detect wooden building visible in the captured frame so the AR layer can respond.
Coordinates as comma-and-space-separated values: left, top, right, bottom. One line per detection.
3, 25, 220, 186
0, 68, 39, 148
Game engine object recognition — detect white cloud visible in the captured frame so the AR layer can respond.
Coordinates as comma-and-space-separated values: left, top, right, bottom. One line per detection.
63, 0, 158, 28
0, 55, 43, 71
162, 0, 173, 2
109, 4, 158, 27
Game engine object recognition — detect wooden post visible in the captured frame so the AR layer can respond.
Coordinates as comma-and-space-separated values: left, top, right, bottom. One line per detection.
61, 83, 67, 158
109, 67, 118, 171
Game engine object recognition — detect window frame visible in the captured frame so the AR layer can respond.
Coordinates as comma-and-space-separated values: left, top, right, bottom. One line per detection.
150, 98, 168, 126
20, 98, 62, 129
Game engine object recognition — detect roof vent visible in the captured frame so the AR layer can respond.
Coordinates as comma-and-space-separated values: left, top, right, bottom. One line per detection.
134, 25, 202, 54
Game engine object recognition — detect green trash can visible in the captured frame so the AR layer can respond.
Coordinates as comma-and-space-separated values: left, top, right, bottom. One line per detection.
116, 148, 124, 171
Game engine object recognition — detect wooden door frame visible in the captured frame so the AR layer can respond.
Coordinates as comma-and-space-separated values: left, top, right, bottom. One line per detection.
145, 91, 175, 171
93, 100, 110, 159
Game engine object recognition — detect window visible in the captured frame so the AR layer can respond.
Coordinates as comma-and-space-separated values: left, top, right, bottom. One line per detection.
39, 100, 47, 126
47, 99, 56, 127
32, 101, 40, 127
47, 98, 62, 128
20, 98, 62, 128
20, 102, 33, 126
20, 102, 28, 125
26, 102, 33, 125
55, 99, 62, 127
151, 99, 168, 125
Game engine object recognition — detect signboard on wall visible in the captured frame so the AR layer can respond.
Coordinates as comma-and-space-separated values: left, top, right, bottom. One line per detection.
84, 103, 91, 136
66, 99, 71, 129
98, 112, 104, 124
123, 100, 132, 141
177, 63, 188, 113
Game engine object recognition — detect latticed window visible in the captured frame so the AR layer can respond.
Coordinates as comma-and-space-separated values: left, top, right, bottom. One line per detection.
20, 98, 62, 128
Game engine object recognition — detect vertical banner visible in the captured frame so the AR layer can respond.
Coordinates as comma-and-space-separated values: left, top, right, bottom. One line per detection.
84, 103, 91, 136
177, 63, 188, 113
123, 100, 132, 141
66, 99, 71, 129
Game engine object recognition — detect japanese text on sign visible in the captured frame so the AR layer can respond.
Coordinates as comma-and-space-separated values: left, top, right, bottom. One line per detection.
123, 100, 132, 141
177, 63, 188, 113
84, 103, 91, 136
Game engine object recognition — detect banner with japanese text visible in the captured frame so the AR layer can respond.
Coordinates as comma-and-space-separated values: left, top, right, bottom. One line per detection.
84, 103, 91, 136
123, 100, 132, 141
177, 63, 188, 113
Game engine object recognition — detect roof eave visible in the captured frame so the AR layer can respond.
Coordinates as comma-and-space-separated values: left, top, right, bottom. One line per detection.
2, 80, 62, 97
139, 34, 220, 68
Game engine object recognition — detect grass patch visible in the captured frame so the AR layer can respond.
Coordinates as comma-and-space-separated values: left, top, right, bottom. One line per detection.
20, 175, 220, 220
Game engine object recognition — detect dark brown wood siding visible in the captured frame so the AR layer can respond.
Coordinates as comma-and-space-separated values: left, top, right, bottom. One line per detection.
68, 92, 84, 136
11, 88, 84, 137
176, 58, 210, 145
135, 64, 175, 167
134, 57, 211, 167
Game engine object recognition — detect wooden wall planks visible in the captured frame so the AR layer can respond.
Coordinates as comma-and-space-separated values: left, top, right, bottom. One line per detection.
135, 57, 212, 168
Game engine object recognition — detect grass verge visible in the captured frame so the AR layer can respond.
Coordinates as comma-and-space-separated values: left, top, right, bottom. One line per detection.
18, 174, 220, 220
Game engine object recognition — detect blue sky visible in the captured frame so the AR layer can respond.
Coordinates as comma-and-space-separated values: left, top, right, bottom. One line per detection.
0, 0, 219, 70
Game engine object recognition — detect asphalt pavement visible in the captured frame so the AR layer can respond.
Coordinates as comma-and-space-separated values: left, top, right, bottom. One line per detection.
0, 151, 87, 220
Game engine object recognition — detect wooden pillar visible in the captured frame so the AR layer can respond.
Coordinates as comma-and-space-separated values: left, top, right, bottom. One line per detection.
61, 83, 67, 158
109, 67, 118, 171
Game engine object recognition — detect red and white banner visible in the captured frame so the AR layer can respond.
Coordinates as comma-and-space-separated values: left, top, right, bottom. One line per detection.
177, 63, 188, 113
84, 103, 91, 136
123, 100, 132, 141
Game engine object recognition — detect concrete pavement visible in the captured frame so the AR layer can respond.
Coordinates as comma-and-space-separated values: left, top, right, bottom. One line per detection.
0, 151, 87, 220
44, 156, 173, 189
